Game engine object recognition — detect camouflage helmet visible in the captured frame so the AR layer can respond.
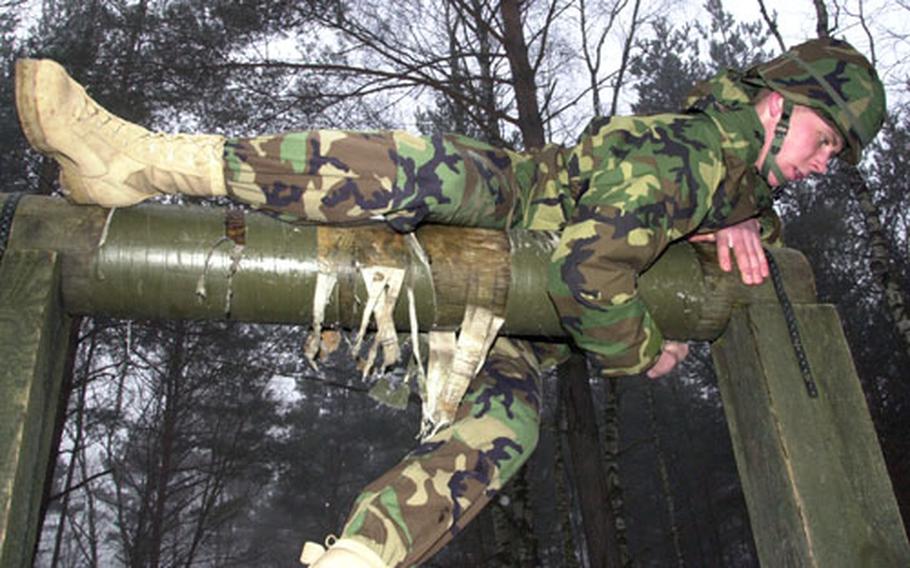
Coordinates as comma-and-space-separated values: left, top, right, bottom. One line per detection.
743, 37, 886, 164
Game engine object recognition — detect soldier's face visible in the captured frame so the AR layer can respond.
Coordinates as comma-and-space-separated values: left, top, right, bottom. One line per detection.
758, 95, 844, 186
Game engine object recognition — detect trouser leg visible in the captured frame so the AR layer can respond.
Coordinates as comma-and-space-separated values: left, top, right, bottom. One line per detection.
222, 130, 553, 231
334, 337, 544, 567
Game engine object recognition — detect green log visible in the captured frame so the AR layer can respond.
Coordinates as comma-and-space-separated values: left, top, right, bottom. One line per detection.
2, 194, 815, 339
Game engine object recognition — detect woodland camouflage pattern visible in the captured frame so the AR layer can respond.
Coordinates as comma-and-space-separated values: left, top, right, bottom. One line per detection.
549, 104, 771, 374
225, 105, 770, 376
221, 65, 794, 567
745, 37, 886, 164
685, 37, 886, 165
337, 338, 543, 566
224, 130, 568, 232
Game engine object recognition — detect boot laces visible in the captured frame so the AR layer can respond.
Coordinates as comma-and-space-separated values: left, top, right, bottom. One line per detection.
74, 95, 143, 143
74, 95, 218, 167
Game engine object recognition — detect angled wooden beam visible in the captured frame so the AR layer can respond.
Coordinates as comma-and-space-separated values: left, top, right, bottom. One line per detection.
0, 250, 71, 567
712, 305, 910, 566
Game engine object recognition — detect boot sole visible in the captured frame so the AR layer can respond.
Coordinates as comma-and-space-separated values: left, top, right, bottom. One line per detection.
14, 59, 55, 155
15, 59, 106, 205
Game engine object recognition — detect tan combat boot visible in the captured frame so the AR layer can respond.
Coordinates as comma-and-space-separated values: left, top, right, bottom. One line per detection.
300, 537, 388, 567
15, 58, 226, 207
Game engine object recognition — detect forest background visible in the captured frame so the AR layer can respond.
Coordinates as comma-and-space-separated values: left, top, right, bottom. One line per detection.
1, 0, 908, 566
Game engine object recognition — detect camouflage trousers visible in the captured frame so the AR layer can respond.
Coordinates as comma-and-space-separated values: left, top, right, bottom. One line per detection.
340, 337, 544, 566
222, 129, 571, 232
223, 131, 566, 566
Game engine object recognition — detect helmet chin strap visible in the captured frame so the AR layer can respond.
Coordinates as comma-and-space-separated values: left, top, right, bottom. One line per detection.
759, 98, 793, 185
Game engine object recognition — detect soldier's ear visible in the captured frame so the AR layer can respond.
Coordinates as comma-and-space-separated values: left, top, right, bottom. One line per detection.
766, 92, 784, 119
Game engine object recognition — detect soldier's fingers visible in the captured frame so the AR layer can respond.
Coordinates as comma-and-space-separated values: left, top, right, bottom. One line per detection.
757, 244, 770, 279
646, 351, 675, 379
688, 233, 716, 243
664, 340, 689, 363
736, 229, 766, 285
717, 235, 733, 272
646, 342, 689, 379
746, 235, 769, 284
732, 233, 756, 284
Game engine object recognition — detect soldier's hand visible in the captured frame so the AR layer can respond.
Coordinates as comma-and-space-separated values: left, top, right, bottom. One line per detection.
646, 340, 689, 379
689, 218, 768, 285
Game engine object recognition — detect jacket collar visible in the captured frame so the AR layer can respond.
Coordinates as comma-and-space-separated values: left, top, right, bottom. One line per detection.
699, 102, 775, 229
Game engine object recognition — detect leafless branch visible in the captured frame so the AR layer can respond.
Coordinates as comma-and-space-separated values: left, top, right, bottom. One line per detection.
529, 0, 573, 74
609, 0, 641, 116
756, 0, 787, 51
577, 0, 629, 115
48, 468, 115, 502
840, 0, 878, 68
449, 0, 506, 44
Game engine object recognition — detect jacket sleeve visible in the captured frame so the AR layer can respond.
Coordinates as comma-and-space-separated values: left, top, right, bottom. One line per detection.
546, 174, 671, 377
757, 206, 783, 245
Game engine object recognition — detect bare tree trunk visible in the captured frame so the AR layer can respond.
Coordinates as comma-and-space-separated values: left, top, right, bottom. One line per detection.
577, 0, 628, 117
511, 469, 539, 565
49, 320, 91, 567
77, 444, 100, 567
559, 353, 622, 567
107, 321, 142, 566
327, 386, 350, 530
148, 321, 188, 568
554, 404, 582, 567
491, 500, 514, 565
645, 382, 685, 567
468, 0, 505, 144
668, 377, 721, 566
116, 0, 149, 100
578, 0, 602, 116
183, 425, 236, 567
444, 2, 470, 136
603, 378, 631, 565
813, 0, 831, 38
499, 0, 545, 149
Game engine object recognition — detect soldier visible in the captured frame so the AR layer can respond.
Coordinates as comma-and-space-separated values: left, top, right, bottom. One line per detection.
14, 37, 884, 567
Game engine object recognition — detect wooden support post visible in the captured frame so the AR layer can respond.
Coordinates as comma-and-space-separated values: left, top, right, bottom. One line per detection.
0, 251, 71, 567
558, 352, 621, 568
712, 304, 910, 567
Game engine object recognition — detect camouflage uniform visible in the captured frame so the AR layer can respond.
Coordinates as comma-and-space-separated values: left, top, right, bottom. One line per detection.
224, 103, 772, 371
338, 338, 546, 566
222, 99, 773, 564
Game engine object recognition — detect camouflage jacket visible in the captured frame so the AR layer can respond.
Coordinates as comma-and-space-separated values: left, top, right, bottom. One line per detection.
545, 103, 773, 376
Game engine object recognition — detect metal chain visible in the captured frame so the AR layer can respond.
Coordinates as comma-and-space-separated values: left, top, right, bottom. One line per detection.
0, 192, 25, 265
765, 248, 819, 398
